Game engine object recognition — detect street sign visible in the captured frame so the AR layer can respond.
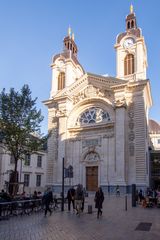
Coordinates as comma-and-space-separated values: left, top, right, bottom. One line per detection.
64, 165, 73, 178
64, 168, 69, 178
68, 165, 73, 178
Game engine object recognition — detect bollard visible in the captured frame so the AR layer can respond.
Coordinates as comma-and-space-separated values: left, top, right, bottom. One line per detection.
125, 195, 127, 211
88, 205, 92, 214
132, 184, 136, 207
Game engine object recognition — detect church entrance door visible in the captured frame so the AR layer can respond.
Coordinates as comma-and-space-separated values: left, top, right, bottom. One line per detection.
86, 166, 98, 191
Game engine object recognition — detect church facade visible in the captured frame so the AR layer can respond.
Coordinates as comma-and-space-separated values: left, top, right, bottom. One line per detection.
44, 7, 152, 193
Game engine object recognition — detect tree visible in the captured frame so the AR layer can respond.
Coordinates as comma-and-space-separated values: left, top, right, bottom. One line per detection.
0, 84, 44, 195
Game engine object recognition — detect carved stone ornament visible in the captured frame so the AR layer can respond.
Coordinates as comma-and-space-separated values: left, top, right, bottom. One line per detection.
96, 88, 105, 97
55, 109, 66, 117
114, 98, 126, 108
103, 129, 114, 138
128, 102, 135, 156
129, 143, 134, 156
128, 111, 134, 119
82, 139, 99, 148
72, 85, 112, 104
128, 131, 135, 141
128, 102, 134, 118
128, 120, 134, 129
84, 151, 100, 162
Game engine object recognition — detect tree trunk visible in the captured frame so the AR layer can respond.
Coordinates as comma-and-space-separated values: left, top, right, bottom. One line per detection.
9, 159, 19, 196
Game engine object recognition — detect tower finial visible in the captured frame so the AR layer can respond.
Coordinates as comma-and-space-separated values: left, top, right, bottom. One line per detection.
68, 26, 71, 37
72, 33, 75, 41
130, 4, 133, 13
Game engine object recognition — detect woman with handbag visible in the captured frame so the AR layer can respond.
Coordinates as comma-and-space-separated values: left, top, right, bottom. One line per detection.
94, 187, 104, 219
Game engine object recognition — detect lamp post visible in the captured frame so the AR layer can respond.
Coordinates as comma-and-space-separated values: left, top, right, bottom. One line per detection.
61, 160, 73, 211
61, 157, 64, 211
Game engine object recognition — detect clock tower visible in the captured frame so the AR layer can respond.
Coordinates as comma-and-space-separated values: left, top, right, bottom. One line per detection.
115, 5, 147, 81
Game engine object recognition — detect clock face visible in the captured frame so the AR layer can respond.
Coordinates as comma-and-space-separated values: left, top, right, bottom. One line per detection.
123, 38, 134, 48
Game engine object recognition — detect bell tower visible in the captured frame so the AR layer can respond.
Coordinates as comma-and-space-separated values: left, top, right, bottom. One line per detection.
49, 27, 84, 98
63, 26, 78, 57
115, 5, 148, 81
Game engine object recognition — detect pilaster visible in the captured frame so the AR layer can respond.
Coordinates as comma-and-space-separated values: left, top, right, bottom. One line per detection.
47, 110, 59, 185
134, 92, 147, 185
115, 106, 126, 184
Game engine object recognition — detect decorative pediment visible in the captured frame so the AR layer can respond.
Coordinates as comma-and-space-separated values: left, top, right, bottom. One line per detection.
72, 85, 113, 104
53, 73, 126, 102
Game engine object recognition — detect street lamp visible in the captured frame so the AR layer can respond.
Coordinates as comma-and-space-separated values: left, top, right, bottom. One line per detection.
61, 159, 74, 211
61, 157, 65, 211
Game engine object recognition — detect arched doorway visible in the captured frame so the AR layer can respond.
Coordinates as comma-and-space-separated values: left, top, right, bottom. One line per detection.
86, 166, 98, 191
85, 151, 99, 191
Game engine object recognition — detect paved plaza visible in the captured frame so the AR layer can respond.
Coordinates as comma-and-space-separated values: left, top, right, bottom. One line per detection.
0, 195, 160, 240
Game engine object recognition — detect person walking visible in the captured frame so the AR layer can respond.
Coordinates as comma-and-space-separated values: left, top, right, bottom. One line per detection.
67, 186, 75, 211
75, 184, 84, 216
116, 185, 120, 196
94, 187, 104, 219
138, 189, 144, 203
42, 188, 53, 217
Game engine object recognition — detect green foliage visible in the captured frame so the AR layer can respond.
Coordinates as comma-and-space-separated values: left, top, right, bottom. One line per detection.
0, 84, 44, 169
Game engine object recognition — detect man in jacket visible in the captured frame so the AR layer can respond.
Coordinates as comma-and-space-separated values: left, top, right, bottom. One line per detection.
42, 188, 53, 216
67, 186, 75, 211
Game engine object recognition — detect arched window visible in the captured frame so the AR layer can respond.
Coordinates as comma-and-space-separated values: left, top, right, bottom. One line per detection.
76, 107, 111, 126
124, 54, 134, 75
131, 20, 134, 28
127, 21, 130, 29
58, 72, 65, 90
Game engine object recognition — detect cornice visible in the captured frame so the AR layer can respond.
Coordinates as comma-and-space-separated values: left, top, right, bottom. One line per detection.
126, 79, 149, 92
43, 95, 72, 106
87, 72, 127, 85
111, 83, 127, 91
68, 121, 114, 133
43, 98, 54, 106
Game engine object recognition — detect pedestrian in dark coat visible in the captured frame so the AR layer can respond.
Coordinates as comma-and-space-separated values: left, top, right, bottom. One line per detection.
94, 187, 104, 218
67, 187, 75, 211
42, 189, 53, 216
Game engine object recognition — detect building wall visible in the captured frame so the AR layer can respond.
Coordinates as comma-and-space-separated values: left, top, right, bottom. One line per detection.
150, 133, 160, 150
0, 149, 47, 194
45, 80, 151, 193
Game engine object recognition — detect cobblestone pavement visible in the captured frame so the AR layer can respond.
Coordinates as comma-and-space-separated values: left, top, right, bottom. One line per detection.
0, 195, 160, 240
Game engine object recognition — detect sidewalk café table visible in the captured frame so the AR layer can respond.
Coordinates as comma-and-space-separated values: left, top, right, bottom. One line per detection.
0, 198, 42, 219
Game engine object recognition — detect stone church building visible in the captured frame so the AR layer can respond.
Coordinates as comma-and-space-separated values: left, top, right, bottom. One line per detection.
44, 6, 152, 193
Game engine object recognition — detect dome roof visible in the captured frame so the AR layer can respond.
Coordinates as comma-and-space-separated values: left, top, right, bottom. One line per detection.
149, 119, 160, 134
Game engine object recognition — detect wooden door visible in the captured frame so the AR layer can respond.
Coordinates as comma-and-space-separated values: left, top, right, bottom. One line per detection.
86, 166, 98, 191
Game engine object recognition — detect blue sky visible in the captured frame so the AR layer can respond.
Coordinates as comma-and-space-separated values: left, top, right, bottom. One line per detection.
0, 0, 159, 134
